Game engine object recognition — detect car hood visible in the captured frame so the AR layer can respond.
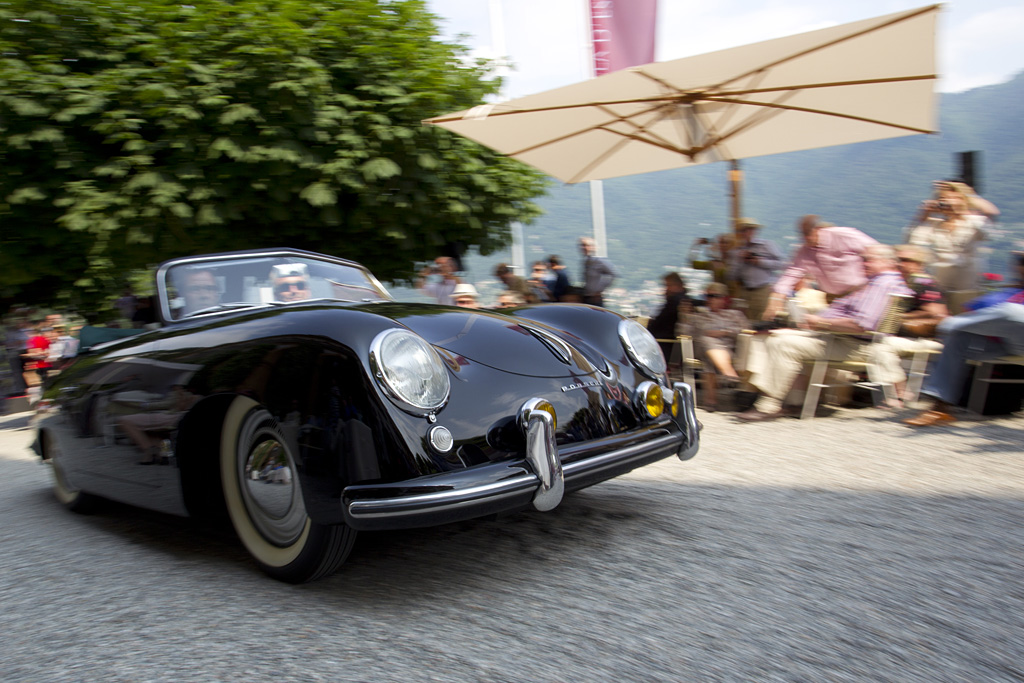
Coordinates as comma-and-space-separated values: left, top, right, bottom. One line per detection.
365, 304, 611, 379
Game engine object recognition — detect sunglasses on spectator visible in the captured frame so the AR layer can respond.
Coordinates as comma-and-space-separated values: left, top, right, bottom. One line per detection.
275, 280, 308, 295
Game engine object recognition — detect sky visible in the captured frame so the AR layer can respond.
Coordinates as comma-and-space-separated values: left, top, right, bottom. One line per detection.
425, 0, 1024, 98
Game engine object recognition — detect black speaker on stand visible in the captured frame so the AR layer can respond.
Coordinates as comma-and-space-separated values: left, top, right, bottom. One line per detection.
958, 151, 979, 193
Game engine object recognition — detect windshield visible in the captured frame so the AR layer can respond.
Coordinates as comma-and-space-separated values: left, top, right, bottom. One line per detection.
160, 253, 392, 320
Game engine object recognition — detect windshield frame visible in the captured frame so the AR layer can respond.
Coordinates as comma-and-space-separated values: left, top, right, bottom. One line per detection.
155, 248, 393, 323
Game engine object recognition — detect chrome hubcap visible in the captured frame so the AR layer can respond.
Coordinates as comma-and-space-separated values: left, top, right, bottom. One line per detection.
239, 424, 306, 546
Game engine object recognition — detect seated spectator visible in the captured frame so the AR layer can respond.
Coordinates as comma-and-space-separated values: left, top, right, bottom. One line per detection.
904, 291, 1024, 426
894, 244, 949, 338
763, 215, 878, 321
739, 244, 912, 421
866, 244, 949, 404
691, 282, 747, 412
452, 283, 480, 309
647, 272, 691, 360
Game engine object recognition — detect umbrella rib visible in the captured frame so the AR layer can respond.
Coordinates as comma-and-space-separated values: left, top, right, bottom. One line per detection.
704, 95, 936, 134
713, 74, 937, 97
711, 4, 941, 92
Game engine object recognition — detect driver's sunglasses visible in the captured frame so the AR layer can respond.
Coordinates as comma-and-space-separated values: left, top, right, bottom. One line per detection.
186, 285, 218, 293
275, 280, 308, 295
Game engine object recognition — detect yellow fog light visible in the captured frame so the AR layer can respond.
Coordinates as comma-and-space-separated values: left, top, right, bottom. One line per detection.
518, 398, 557, 431
635, 381, 664, 419
536, 401, 557, 429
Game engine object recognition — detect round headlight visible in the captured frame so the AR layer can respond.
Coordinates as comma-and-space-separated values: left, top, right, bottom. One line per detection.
370, 329, 450, 414
619, 318, 667, 376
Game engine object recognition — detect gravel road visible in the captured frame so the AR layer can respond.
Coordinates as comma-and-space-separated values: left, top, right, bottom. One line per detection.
2, 406, 1023, 682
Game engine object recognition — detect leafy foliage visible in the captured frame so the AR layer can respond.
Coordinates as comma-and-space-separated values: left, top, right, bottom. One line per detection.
0, 0, 548, 317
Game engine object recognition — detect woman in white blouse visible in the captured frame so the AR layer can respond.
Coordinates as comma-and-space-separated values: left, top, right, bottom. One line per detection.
905, 182, 988, 291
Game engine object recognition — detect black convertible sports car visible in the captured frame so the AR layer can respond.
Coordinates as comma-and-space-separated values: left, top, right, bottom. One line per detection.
34, 249, 700, 582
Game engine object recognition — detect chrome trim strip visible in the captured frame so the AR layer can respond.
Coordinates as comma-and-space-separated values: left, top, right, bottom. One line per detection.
561, 433, 679, 476
346, 475, 537, 518
346, 432, 682, 521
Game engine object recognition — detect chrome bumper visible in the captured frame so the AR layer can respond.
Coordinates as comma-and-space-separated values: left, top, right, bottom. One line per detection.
342, 382, 700, 531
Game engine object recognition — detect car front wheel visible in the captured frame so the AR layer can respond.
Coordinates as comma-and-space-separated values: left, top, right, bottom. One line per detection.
52, 458, 102, 513
221, 397, 355, 583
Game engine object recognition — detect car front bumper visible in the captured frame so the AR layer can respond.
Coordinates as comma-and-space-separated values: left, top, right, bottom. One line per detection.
341, 382, 700, 531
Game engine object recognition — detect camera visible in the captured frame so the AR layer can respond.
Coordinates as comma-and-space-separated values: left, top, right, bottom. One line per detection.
936, 201, 952, 212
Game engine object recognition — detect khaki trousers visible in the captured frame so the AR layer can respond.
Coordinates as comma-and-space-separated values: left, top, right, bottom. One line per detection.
867, 336, 944, 385
748, 330, 905, 401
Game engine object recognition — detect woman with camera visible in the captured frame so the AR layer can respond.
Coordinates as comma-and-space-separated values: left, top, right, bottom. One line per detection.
905, 182, 989, 292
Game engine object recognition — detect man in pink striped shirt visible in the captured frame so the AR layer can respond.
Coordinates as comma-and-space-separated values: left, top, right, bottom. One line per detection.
739, 244, 912, 421
761, 215, 879, 321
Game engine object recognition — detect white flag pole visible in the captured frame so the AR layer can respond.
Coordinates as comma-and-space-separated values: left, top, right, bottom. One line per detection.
585, 0, 609, 258
487, 0, 528, 274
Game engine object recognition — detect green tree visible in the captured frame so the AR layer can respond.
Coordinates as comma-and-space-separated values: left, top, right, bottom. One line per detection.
0, 0, 548, 318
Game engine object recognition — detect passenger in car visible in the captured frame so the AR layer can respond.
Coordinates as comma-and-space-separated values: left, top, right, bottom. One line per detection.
271, 263, 312, 302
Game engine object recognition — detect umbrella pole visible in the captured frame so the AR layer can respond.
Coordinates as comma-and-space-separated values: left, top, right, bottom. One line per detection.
729, 160, 743, 234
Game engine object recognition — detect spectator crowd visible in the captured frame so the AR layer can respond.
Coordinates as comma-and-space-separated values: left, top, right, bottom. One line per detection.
418, 178, 1022, 425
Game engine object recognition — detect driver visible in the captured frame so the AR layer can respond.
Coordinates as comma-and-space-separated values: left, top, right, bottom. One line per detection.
271, 263, 312, 302
181, 269, 220, 314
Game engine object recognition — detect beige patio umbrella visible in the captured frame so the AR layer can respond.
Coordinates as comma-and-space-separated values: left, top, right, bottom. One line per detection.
425, 4, 940, 228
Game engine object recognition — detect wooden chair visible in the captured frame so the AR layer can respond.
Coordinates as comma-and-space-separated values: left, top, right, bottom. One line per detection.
966, 355, 1024, 415
657, 335, 702, 397
902, 342, 944, 405
800, 294, 910, 420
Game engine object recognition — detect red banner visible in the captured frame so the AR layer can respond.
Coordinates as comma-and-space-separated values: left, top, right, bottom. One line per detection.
589, 0, 658, 76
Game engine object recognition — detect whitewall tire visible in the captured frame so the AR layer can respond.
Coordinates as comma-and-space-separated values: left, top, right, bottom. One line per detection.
220, 397, 355, 583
